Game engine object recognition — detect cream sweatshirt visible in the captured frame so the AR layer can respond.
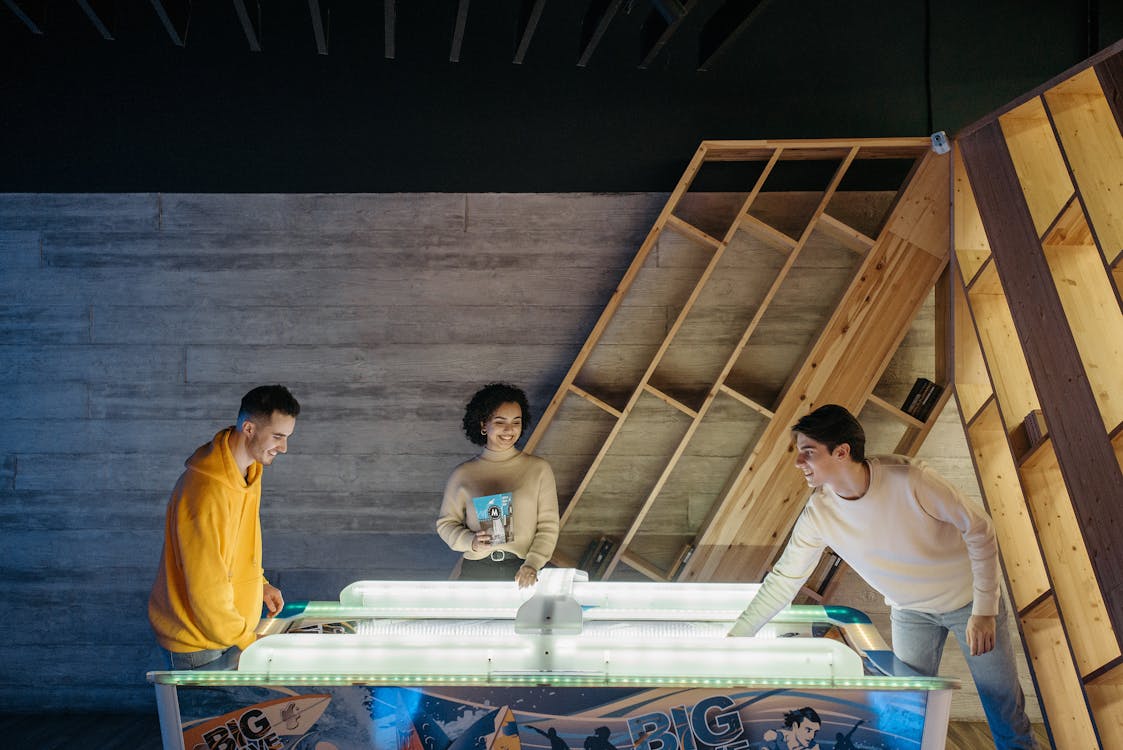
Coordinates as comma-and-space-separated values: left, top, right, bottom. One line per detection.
730, 455, 1000, 636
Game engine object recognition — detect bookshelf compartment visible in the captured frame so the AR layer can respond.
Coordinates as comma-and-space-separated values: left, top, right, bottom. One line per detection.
1044, 67, 1123, 265
572, 225, 713, 412
1086, 661, 1123, 750
953, 270, 993, 422
1087, 660, 1123, 750
1041, 214, 1123, 430
1021, 609, 1099, 748
966, 401, 1050, 610
966, 263, 1040, 437
726, 224, 864, 410
997, 97, 1075, 236
649, 210, 790, 412
953, 146, 991, 283
1021, 440, 1122, 675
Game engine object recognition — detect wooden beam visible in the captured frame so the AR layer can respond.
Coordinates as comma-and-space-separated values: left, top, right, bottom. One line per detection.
384, 0, 395, 59
698, 0, 774, 72
513, 0, 547, 65
639, 0, 697, 70
76, 0, 114, 40
232, 0, 261, 52
577, 0, 624, 68
3, 0, 43, 34
308, 0, 328, 55
148, 0, 188, 46
449, 0, 469, 63
958, 120, 1123, 638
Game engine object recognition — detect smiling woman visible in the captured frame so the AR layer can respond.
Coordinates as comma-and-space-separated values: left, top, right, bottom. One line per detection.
435, 383, 560, 588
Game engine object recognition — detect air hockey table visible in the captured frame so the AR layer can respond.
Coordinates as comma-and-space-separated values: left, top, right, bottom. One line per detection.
148, 569, 957, 750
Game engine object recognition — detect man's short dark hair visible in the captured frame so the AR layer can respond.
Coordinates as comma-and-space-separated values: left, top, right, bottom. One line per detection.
791, 404, 865, 462
237, 385, 300, 427
462, 383, 531, 446
783, 706, 821, 728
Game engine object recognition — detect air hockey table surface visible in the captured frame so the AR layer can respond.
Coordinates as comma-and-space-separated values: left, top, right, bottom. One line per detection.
148, 569, 958, 750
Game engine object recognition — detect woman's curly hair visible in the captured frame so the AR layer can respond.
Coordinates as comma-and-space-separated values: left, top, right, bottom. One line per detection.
462, 383, 532, 446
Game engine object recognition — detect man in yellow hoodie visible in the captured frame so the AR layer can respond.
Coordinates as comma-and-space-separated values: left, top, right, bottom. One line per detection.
149, 385, 300, 670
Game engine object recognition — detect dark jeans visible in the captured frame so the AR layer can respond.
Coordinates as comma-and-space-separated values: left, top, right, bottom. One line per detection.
459, 555, 524, 581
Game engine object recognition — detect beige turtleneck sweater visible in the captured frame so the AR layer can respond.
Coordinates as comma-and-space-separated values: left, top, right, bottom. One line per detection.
435, 446, 559, 570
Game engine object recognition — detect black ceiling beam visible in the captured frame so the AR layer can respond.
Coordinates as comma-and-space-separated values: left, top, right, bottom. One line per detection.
76, 0, 114, 40
148, 0, 189, 46
698, 0, 773, 71
450, 0, 470, 62
578, 0, 625, 68
308, 0, 328, 55
639, 0, 698, 69
3, 0, 44, 34
384, 0, 395, 59
232, 0, 262, 52
513, 0, 547, 65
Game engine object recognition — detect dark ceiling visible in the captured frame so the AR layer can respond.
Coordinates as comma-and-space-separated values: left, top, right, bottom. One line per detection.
2, 1, 1121, 192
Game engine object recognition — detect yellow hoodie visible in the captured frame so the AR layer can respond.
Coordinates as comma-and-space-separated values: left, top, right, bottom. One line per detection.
148, 427, 266, 653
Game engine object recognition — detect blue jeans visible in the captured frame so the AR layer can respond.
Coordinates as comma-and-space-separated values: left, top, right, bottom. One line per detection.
891, 601, 1039, 750
164, 645, 241, 671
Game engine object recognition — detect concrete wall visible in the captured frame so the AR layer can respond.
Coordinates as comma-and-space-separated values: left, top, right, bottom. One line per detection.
0, 192, 662, 710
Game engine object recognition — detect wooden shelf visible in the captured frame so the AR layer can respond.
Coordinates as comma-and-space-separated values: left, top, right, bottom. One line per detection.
953, 268, 994, 422
1039, 204, 1123, 430
966, 401, 1050, 611
816, 212, 874, 254
1084, 659, 1123, 748
966, 263, 1039, 436
997, 96, 1075, 236
1044, 67, 1123, 269
569, 383, 625, 418
953, 146, 991, 283
664, 213, 724, 250
1020, 606, 1100, 748
1019, 439, 1122, 675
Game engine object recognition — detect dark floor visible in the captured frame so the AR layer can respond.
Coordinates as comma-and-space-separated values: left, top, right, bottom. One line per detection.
0, 712, 164, 749
0, 713, 1050, 749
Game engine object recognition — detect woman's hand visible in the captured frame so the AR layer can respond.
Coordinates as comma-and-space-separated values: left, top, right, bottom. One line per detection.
515, 565, 539, 589
471, 529, 492, 552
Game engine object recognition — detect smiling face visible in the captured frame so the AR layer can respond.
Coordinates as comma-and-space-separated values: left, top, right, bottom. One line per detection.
243, 411, 297, 466
482, 401, 523, 452
793, 431, 848, 490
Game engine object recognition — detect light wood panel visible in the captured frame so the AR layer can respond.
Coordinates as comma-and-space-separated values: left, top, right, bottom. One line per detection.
1022, 612, 1099, 748
1021, 441, 1121, 675
966, 402, 1050, 611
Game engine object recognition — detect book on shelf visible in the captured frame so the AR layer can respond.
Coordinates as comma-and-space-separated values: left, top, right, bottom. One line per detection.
669, 544, 696, 581
578, 535, 616, 580
901, 377, 944, 421
1023, 409, 1048, 447
472, 492, 514, 545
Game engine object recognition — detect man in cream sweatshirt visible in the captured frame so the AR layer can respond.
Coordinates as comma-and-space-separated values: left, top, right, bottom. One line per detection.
728, 404, 1038, 750
149, 385, 299, 670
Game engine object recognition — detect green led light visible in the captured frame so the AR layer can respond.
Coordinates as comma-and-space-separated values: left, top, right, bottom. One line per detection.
149, 671, 955, 691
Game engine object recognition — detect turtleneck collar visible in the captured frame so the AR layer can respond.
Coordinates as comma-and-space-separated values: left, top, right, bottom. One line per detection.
480, 445, 520, 462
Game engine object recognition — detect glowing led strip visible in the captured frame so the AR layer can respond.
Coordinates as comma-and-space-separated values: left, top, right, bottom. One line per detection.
148, 670, 956, 691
